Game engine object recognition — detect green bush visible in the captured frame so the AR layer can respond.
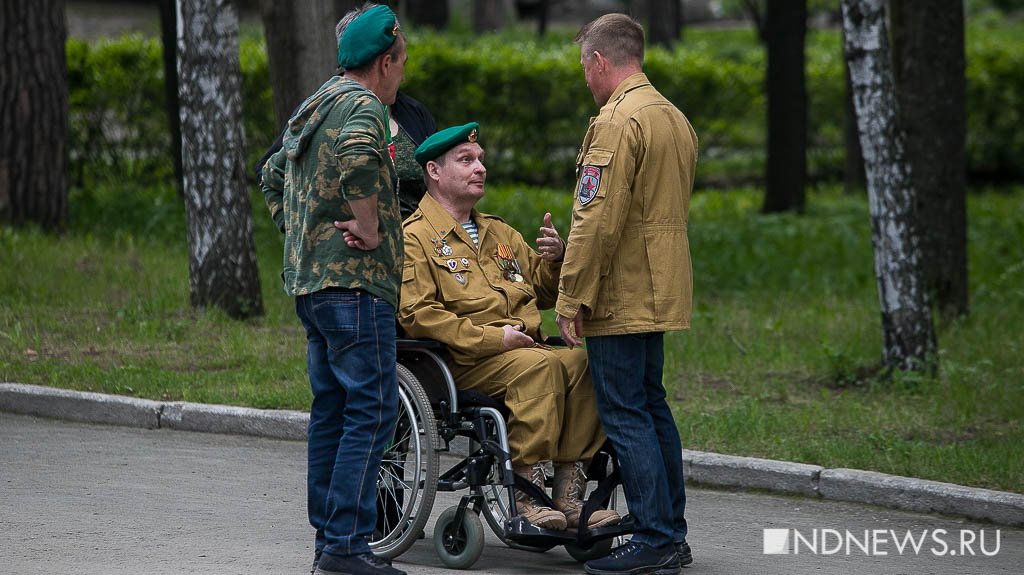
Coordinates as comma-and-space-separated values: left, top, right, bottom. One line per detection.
66, 26, 1024, 189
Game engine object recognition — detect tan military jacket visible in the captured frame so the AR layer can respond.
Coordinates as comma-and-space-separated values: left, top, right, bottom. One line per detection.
398, 193, 562, 366
556, 73, 698, 336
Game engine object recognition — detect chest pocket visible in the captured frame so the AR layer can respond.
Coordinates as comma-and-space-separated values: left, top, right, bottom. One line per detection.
430, 256, 476, 300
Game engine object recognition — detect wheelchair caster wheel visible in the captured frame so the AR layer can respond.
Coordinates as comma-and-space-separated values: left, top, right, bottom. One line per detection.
566, 537, 614, 563
434, 506, 484, 569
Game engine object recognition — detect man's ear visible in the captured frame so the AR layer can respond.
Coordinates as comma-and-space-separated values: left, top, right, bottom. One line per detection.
425, 160, 441, 182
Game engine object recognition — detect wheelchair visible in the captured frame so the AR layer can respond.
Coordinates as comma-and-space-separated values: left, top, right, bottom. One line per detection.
368, 339, 635, 569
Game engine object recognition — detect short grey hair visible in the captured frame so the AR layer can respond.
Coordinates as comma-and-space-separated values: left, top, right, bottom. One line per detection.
575, 13, 644, 66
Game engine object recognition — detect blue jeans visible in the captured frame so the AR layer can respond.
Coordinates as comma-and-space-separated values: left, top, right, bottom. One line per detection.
586, 332, 687, 549
295, 288, 398, 558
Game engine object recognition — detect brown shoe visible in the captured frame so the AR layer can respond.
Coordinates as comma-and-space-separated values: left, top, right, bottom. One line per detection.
553, 461, 621, 529
514, 462, 567, 530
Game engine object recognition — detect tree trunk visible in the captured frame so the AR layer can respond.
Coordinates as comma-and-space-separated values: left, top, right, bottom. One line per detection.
647, 0, 681, 48
843, 25, 867, 194
742, 0, 767, 44
259, 0, 346, 129
891, 0, 969, 320
841, 0, 935, 372
474, 0, 510, 33
177, 0, 263, 319
0, 0, 68, 231
408, 0, 449, 29
762, 0, 807, 213
538, 0, 549, 37
157, 0, 183, 195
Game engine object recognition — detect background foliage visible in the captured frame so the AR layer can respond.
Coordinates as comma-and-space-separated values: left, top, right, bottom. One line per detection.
65, 22, 1024, 190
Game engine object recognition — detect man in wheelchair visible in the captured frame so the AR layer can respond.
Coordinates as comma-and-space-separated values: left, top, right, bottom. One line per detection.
397, 122, 620, 532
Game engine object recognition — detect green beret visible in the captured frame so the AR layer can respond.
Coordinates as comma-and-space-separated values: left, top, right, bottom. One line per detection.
415, 122, 481, 166
338, 5, 399, 69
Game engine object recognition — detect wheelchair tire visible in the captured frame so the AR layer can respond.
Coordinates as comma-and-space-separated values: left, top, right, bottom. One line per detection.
434, 506, 485, 570
370, 364, 439, 558
565, 537, 614, 563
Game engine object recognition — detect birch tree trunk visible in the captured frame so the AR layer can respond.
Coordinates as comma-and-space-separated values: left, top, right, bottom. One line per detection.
841, 0, 935, 372
177, 0, 263, 319
0, 0, 68, 230
891, 0, 969, 321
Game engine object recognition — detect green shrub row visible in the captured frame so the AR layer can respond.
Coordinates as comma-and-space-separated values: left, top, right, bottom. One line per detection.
66, 29, 1024, 189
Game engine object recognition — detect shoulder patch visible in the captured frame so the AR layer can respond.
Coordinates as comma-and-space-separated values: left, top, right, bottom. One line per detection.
578, 166, 601, 206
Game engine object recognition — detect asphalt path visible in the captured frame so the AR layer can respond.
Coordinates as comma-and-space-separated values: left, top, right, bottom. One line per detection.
2, 413, 1020, 575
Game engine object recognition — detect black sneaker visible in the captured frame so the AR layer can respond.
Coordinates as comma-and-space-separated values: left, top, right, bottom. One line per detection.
584, 541, 680, 575
314, 551, 405, 575
675, 539, 693, 567
313, 550, 392, 573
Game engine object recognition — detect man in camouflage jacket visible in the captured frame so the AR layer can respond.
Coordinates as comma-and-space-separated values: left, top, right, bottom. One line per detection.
260, 5, 408, 575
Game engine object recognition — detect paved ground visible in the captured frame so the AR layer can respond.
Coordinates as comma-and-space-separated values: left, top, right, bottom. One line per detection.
2, 413, 1021, 575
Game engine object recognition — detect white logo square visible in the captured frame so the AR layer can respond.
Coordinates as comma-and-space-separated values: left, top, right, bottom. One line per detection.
764, 528, 791, 555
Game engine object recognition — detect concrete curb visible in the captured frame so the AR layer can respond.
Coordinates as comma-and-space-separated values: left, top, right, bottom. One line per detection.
0, 383, 163, 429
162, 402, 308, 441
3, 382, 1022, 527
819, 468, 1024, 527
682, 449, 823, 497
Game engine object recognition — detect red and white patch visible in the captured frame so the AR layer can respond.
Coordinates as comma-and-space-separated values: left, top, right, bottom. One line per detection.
578, 166, 601, 206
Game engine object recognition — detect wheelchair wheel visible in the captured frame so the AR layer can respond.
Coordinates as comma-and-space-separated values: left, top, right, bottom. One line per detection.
370, 364, 439, 558
434, 506, 485, 569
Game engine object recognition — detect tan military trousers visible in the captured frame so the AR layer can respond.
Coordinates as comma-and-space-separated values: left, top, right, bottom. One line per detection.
450, 345, 605, 467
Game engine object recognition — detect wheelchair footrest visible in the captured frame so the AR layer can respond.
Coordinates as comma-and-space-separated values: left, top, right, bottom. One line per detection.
503, 514, 637, 548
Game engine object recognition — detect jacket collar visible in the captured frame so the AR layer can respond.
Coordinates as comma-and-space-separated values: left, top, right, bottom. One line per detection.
605, 72, 651, 107
418, 193, 488, 249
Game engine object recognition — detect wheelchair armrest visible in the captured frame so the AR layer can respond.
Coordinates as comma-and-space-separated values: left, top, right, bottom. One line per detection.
397, 338, 444, 350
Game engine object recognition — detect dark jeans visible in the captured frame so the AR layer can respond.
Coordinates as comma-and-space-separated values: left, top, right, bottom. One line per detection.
295, 288, 398, 557
586, 332, 688, 549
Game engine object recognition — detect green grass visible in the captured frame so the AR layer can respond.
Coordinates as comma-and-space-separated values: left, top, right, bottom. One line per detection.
2, 182, 1022, 493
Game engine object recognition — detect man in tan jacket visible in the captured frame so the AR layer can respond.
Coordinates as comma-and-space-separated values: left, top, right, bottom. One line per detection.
555, 13, 698, 575
398, 122, 619, 532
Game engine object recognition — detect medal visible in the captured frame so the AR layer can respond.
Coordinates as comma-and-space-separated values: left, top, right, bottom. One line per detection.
495, 243, 524, 282
461, 258, 470, 268
447, 259, 458, 271
454, 272, 466, 285
432, 237, 453, 257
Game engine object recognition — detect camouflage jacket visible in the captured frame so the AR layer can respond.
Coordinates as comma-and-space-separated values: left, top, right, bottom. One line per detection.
261, 76, 403, 307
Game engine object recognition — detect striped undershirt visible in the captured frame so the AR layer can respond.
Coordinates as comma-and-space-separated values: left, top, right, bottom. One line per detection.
460, 218, 479, 247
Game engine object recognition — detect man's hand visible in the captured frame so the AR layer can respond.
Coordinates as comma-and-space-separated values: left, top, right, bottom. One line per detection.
536, 212, 565, 262
556, 311, 584, 349
334, 219, 380, 251
501, 324, 535, 351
